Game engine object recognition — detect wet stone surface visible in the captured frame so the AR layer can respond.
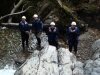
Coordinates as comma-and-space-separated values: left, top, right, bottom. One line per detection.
0, 27, 31, 69
0, 27, 100, 69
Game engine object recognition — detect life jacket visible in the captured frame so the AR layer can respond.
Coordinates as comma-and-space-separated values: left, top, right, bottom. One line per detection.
48, 26, 58, 41
19, 21, 30, 33
67, 26, 79, 41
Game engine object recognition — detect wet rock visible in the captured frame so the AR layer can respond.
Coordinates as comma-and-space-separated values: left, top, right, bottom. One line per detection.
58, 48, 75, 75
74, 61, 84, 69
93, 58, 100, 67
92, 39, 100, 52
15, 45, 59, 75
36, 46, 59, 75
84, 39, 100, 75
14, 59, 24, 67
29, 33, 37, 51
15, 47, 83, 75
29, 32, 49, 52
91, 72, 100, 75
14, 33, 86, 75
84, 60, 93, 75
15, 50, 40, 75
15, 33, 58, 75
73, 67, 84, 75
40, 32, 49, 48
92, 52, 100, 60
73, 61, 84, 75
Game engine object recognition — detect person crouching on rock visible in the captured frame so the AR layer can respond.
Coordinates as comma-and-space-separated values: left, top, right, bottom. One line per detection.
67, 21, 80, 55
48, 22, 59, 49
19, 16, 30, 52
31, 14, 43, 50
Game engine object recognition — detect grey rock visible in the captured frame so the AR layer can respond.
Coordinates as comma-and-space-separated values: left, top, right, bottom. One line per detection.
92, 39, 100, 52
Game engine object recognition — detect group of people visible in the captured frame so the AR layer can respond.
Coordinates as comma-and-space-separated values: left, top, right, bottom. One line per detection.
19, 14, 80, 55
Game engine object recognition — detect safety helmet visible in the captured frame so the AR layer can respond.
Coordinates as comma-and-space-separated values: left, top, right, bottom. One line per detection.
71, 21, 76, 26
33, 14, 38, 18
22, 16, 26, 19
50, 22, 55, 26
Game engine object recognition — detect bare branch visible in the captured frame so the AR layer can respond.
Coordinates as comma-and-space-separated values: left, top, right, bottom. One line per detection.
0, 6, 32, 20
8, 0, 25, 23
14, 2, 16, 8
1, 23, 32, 26
22, 1, 29, 11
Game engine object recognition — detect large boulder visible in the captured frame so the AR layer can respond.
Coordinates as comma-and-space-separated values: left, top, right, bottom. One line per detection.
15, 33, 85, 75
58, 48, 76, 65
73, 67, 84, 75
15, 33, 59, 75
84, 39, 100, 75
93, 58, 100, 68
84, 60, 94, 75
15, 45, 59, 75
92, 39, 100, 60
14, 50, 40, 75
92, 52, 100, 60
92, 39, 100, 52
58, 48, 76, 75
73, 61, 84, 75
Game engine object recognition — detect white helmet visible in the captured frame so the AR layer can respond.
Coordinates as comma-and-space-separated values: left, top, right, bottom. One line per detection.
71, 21, 76, 26
22, 16, 26, 19
33, 14, 38, 18
50, 22, 55, 26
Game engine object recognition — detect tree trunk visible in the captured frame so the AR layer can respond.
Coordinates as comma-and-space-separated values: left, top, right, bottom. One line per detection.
0, 6, 32, 21
8, 0, 24, 23
56, 0, 81, 23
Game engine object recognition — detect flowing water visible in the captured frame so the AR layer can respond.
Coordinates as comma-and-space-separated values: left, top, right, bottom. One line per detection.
0, 65, 16, 75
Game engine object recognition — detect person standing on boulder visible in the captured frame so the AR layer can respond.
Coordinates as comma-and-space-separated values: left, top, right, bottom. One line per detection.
31, 14, 43, 50
67, 21, 80, 55
19, 16, 30, 52
48, 22, 59, 49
